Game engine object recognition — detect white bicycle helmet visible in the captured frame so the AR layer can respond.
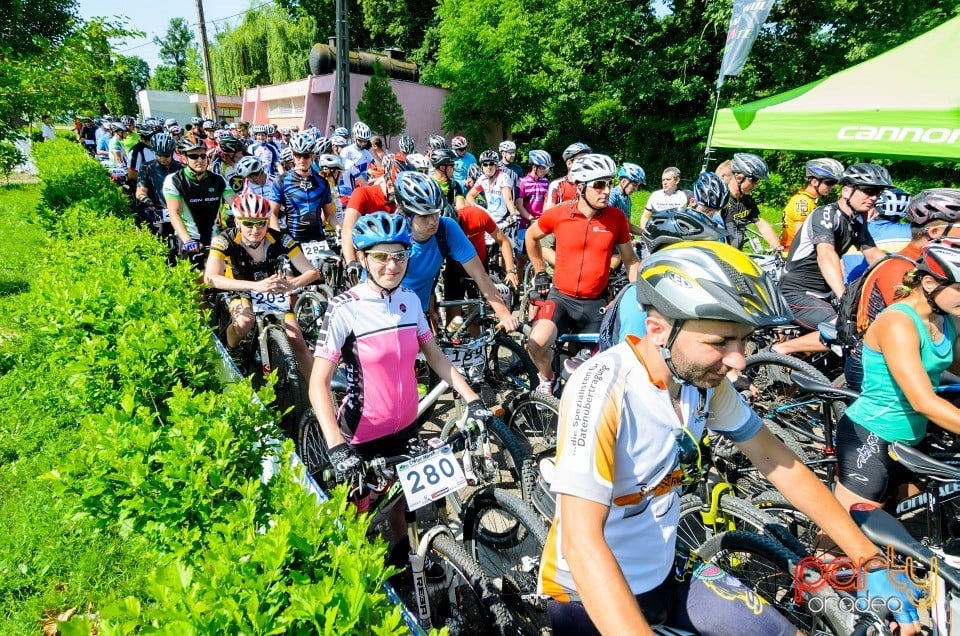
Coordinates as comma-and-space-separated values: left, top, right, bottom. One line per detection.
569, 154, 617, 184
235, 155, 264, 178
317, 154, 345, 171
289, 133, 315, 155
451, 135, 468, 150
406, 153, 431, 173
398, 135, 416, 154
499, 140, 517, 153
330, 135, 348, 148
352, 121, 372, 141
561, 142, 591, 162
875, 188, 911, 219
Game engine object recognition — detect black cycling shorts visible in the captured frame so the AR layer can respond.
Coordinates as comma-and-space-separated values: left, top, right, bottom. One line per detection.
781, 290, 836, 332
836, 413, 908, 503
441, 261, 470, 301
350, 423, 420, 463
547, 558, 793, 635
534, 289, 605, 337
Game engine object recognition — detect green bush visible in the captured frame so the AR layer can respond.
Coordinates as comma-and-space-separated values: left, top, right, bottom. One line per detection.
0, 141, 25, 181
0, 155, 410, 633
32, 138, 128, 218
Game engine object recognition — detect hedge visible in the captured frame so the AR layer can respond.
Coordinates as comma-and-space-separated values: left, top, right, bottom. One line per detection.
0, 145, 410, 634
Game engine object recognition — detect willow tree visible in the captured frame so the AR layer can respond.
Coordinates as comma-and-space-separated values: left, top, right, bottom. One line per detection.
211, 5, 319, 95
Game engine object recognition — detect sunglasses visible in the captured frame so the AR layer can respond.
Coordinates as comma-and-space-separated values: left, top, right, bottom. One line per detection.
293, 152, 313, 159
857, 185, 884, 198
237, 219, 267, 228
589, 179, 613, 191
186, 154, 208, 160
366, 250, 410, 264
743, 175, 760, 183
819, 178, 838, 187
481, 161, 498, 167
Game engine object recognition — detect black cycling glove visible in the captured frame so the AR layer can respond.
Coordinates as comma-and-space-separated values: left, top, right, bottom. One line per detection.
465, 399, 492, 429
533, 271, 551, 295
345, 260, 363, 285
328, 443, 367, 501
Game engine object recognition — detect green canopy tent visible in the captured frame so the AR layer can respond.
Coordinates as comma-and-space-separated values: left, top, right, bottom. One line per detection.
711, 16, 960, 161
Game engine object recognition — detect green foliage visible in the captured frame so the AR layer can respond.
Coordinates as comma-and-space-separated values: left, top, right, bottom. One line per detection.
0, 0, 78, 58
150, 18, 196, 92
0, 150, 409, 632
356, 60, 407, 142
0, 141, 26, 182
211, 5, 318, 95
32, 139, 128, 218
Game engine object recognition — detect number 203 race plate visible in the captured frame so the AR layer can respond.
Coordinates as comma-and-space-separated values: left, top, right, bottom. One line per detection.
397, 446, 468, 511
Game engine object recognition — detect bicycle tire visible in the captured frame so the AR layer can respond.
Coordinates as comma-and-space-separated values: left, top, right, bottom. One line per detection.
295, 408, 333, 489
506, 391, 561, 456
676, 492, 782, 553
441, 414, 528, 527
460, 487, 551, 635
485, 333, 539, 396
422, 532, 516, 635
708, 422, 810, 499
743, 351, 831, 448
696, 530, 841, 635
293, 290, 328, 349
265, 325, 308, 438
517, 262, 536, 322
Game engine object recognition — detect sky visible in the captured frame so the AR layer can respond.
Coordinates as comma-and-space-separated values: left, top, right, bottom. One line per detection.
76, 0, 265, 71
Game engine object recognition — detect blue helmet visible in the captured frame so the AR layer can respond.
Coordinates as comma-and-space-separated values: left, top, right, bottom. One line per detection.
618, 163, 646, 186
528, 149, 553, 167
334, 126, 349, 138
693, 171, 730, 210
353, 212, 412, 250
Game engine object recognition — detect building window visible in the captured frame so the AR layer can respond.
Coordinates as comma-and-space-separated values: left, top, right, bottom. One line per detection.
267, 98, 305, 118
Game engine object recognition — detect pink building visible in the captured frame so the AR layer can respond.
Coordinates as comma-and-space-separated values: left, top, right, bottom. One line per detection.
240, 73, 455, 153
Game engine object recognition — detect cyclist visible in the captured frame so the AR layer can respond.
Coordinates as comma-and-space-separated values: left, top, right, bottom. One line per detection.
249, 124, 281, 176
774, 163, 892, 356
406, 153, 431, 174
466, 150, 520, 227
163, 137, 235, 258
543, 142, 591, 212
330, 134, 351, 196
396, 134, 415, 161
782, 158, 845, 250
339, 121, 374, 196
843, 189, 960, 390
107, 123, 129, 167
541, 240, 918, 636
609, 162, 646, 234
135, 132, 182, 229
719, 153, 781, 252
278, 146, 295, 175
341, 155, 403, 273
211, 134, 248, 194
395, 171, 519, 332
639, 167, 686, 229
430, 148, 467, 211
126, 122, 158, 183
498, 140, 524, 190
235, 156, 275, 197
204, 192, 319, 379
524, 154, 639, 395
267, 133, 337, 244
308, 211, 492, 538
426, 134, 447, 160
316, 153, 346, 226
517, 149, 553, 269
451, 135, 476, 188
842, 186, 913, 283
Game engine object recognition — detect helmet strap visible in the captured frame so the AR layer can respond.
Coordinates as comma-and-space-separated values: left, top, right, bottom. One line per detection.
924, 283, 948, 316
241, 237, 263, 250
659, 319, 689, 385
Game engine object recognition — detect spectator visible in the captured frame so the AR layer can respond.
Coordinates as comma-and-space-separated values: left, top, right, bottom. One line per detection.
40, 115, 55, 142
639, 167, 687, 228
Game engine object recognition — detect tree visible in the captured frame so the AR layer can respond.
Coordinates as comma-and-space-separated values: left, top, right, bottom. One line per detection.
1, 0, 78, 58
151, 18, 197, 92
356, 60, 406, 143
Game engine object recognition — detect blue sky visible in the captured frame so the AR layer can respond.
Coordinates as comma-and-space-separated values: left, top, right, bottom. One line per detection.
76, 0, 264, 70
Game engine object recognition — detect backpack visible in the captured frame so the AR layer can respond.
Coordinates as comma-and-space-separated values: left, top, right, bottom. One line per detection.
835, 253, 915, 352
598, 282, 635, 352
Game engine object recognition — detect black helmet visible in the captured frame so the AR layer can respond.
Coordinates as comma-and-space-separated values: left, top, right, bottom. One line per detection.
176, 138, 206, 154
218, 134, 245, 154
395, 171, 445, 217
430, 148, 458, 168
839, 163, 893, 188
642, 208, 729, 253
730, 153, 769, 180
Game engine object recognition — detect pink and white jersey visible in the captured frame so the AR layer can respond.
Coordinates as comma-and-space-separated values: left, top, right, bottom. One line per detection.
314, 283, 433, 444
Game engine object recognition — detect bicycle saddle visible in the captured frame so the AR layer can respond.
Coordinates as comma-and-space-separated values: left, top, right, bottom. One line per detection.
889, 441, 960, 482
791, 372, 860, 401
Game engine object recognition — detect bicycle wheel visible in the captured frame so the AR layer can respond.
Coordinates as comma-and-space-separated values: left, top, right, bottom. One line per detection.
295, 408, 333, 489
506, 391, 560, 456
696, 530, 839, 635
265, 325, 308, 438
421, 532, 516, 635
742, 351, 831, 448
516, 262, 536, 322
484, 333, 539, 396
293, 290, 328, 349
460, 487, 551, 635
676, 492, 782, 553
708, 422, 810, 499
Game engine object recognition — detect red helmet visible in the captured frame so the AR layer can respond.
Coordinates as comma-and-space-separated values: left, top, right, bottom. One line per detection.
232, 192, 271, 219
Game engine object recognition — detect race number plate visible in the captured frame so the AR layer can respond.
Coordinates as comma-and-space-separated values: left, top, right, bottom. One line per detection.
300, 240, 330, 258
442, 338, 486, 370
250, 290, 290, 313
397, 446, 467, 511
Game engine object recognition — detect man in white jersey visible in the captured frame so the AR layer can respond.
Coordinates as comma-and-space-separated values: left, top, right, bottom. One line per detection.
540, 241, 918, 635
338, 121, 375, 197
639, 166, 687, 229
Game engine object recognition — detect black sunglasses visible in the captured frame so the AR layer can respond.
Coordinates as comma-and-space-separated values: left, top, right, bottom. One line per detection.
819, 178, 838, 187
857, 185, 884, 197
481, 161, 498, 167
186, 153, 208, 160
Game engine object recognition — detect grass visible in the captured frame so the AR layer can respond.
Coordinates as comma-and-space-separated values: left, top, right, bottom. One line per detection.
629, 188, 783, 243
0, 183, 150, 633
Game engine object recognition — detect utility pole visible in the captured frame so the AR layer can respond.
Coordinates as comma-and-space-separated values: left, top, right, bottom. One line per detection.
195, 0, 219, 122
335, 0, 351, 128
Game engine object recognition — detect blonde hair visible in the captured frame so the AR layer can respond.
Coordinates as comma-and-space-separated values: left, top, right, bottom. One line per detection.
893, 268, 925, 300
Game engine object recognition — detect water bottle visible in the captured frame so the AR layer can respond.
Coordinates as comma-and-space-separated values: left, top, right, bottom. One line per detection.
447, 315, 465, 340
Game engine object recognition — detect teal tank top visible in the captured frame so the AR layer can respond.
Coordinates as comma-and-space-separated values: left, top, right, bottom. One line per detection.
846, 303, 955, 445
